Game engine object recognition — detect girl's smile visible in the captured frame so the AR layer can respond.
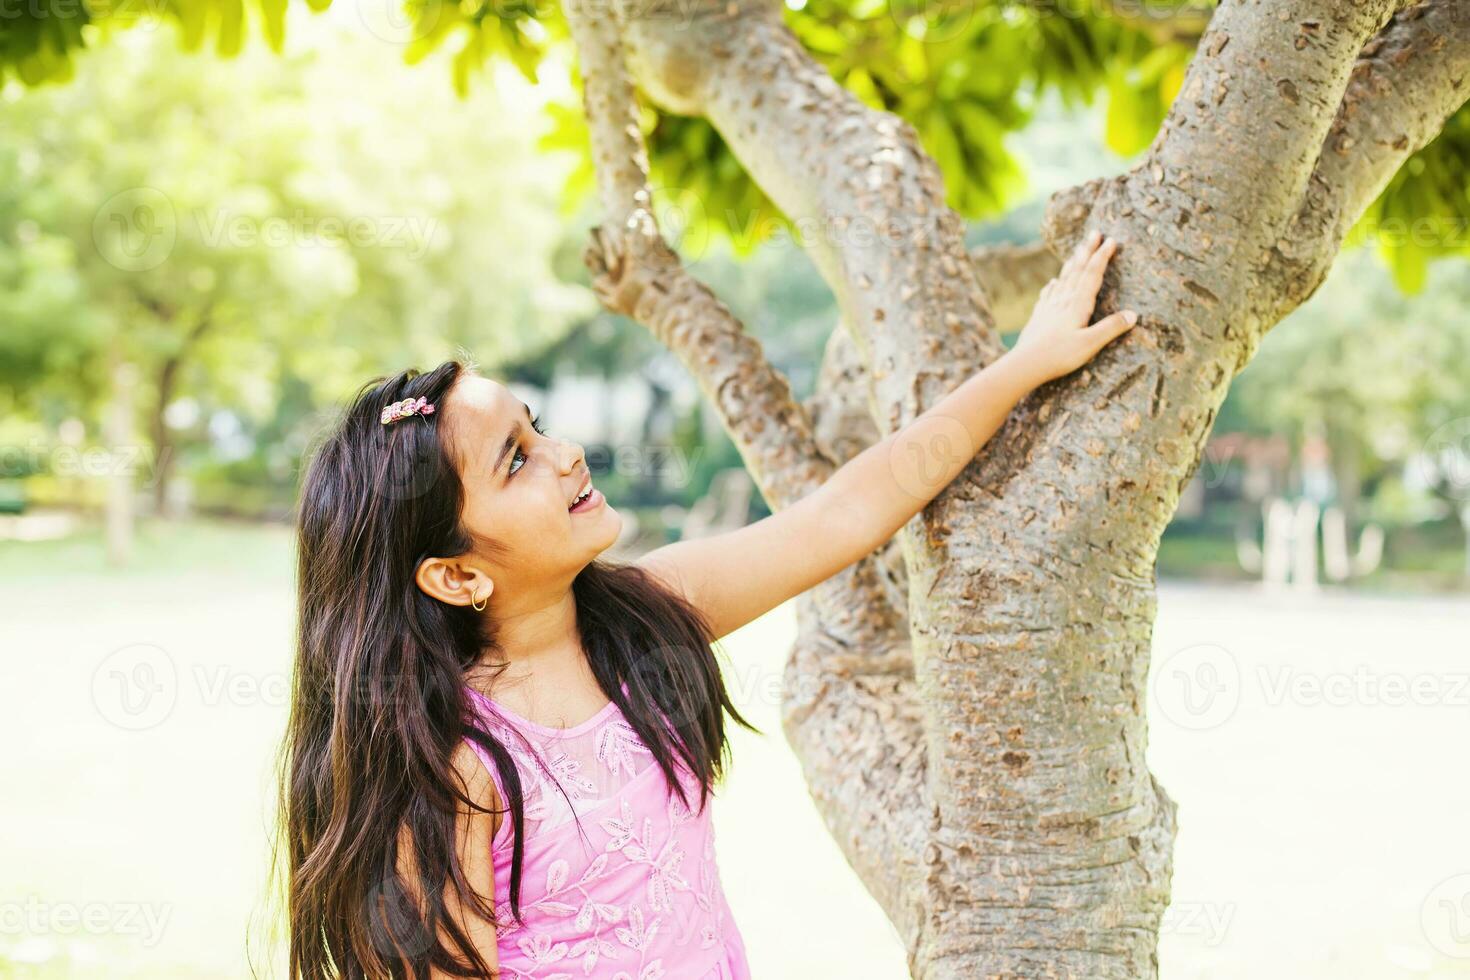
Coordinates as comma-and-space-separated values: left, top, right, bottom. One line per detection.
569, 485, 604, 513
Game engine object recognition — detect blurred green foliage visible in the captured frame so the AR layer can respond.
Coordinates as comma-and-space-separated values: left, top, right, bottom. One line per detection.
1347, 108, 1470, 293
1226, 247, 1470, 438
0, 19, 591, 513
6, 0, 1467, 285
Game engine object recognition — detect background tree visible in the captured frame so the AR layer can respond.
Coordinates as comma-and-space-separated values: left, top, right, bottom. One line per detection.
1226, 249, 1470, 572
0, 18, 588, 517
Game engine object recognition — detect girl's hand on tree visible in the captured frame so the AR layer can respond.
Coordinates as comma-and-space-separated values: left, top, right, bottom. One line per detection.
1008, 229, 1139, 386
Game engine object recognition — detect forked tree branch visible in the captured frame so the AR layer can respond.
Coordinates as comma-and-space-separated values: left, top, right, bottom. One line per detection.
564, 0, 929, 776
590, 1, 947, 931
1315, 1, 1470, 229
563, 0, 829, 511
1036, 0, 1411, 370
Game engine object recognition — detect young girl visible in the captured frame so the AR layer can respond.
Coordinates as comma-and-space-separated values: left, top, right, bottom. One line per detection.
278, 231, 1133, 979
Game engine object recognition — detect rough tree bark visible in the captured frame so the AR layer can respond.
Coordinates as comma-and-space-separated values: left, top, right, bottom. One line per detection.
565, 0, 1470, 975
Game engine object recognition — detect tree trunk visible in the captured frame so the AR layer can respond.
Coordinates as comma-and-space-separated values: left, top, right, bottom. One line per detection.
567, 0, 1470, 974
105, 358, 138, 567
139, 297, 212, 516
151, 352, 183, 514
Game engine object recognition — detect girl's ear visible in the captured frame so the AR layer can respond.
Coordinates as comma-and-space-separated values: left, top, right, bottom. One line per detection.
415, 556, 493, 608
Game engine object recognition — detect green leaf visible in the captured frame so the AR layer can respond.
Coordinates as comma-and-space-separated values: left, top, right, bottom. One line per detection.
922, 107, 964, 208
177, 0, 207, 51
843, 67, 885, 110
216, 0, 244, 58
451, 27, 483, 98
16, 51, 50, 85
403, 0, 460, 65
257, 0, 286, 53
498, 20, 541, 85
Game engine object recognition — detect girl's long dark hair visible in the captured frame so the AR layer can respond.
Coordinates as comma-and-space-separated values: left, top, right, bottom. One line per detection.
270, 360, 755, 979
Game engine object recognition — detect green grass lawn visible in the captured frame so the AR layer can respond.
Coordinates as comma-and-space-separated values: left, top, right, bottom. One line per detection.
1158, 523, 1469, 593
3, 519, 1468, 979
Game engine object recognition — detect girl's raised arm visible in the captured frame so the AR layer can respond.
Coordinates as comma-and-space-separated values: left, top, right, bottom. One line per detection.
635, 230, 1136, 643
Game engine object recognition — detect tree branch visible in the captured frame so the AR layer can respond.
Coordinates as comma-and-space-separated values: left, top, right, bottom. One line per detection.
564, 0, 829, 511
622, 0, 1006, 437
1271, 0, 1470, 311
780, 614, 931, 951
1126, 0, 1403, 300
564, 0, 654, 231
1035, 0, 1409, 370
780, 323, 932, 944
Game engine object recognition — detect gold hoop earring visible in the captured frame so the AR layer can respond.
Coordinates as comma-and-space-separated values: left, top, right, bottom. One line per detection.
471, 588, 488, 612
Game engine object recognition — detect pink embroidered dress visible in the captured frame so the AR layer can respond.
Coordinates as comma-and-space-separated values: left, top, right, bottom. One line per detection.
461, 682, 751, 980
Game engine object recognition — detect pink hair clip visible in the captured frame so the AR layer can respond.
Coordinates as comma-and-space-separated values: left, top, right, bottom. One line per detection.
380, 396, 436, 425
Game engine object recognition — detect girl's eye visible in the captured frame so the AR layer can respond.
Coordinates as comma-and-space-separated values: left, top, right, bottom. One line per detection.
508, 416, 548, 477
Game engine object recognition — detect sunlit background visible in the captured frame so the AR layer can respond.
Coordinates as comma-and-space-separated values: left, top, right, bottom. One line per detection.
2, 1, 1468, 977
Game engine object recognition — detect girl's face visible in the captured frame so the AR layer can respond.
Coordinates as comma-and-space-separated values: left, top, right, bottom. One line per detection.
442, 374, 621, 588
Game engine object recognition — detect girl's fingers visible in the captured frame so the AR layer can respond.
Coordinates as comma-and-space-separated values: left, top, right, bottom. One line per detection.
1078, 247, 1117, 298
1091, 310, 1139, 339
1063, 230, 1102, 275
1086, 237, 1119, 278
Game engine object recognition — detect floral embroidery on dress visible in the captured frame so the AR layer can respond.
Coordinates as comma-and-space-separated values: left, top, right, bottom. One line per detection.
463, 685, 748, 979
523, 747, 601, 824
595, 720, 652, 778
